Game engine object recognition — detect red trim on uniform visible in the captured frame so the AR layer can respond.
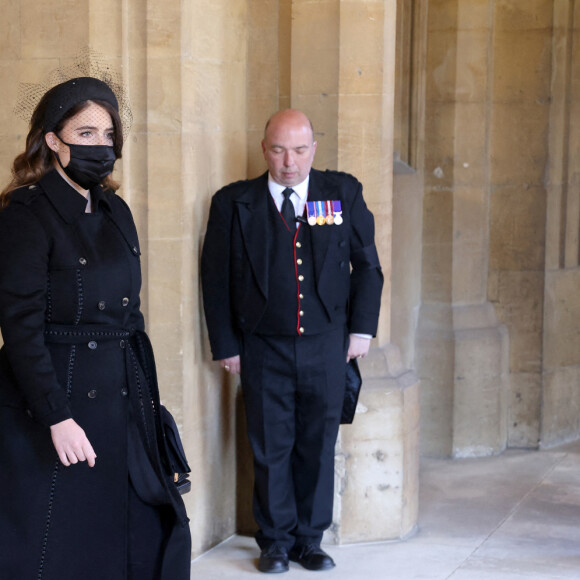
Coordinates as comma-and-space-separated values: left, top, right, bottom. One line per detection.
293, 225, 302, 336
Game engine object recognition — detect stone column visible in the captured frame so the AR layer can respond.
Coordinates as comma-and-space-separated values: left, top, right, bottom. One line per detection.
290, 0, 419, 543
417, 0, 509, 458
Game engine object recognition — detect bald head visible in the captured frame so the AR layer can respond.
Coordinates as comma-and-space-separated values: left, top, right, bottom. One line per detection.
261, 109, 317, 187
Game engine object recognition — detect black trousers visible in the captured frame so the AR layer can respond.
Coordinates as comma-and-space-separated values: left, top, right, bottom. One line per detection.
240, 328, 347, 550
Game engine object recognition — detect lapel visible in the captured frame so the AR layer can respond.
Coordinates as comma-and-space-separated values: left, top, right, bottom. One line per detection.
305, 170, 337, 285
235, 173, 270, 298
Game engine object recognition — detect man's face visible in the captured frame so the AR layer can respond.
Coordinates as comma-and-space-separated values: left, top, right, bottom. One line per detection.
262, 112, 317, 187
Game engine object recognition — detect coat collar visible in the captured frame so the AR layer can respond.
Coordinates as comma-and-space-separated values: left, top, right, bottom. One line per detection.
38, 169, 112, 224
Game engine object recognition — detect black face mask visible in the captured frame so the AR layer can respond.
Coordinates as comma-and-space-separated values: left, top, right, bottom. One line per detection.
55, 137, 117, 190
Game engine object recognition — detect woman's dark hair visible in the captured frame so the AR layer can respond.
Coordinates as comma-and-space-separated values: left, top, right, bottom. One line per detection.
0, 94, 123, 208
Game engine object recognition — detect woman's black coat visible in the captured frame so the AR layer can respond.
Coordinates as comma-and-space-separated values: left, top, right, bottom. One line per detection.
0, 170, 190, 579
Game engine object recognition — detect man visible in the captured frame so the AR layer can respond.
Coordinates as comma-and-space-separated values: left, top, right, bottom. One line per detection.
201, 109, 382, 573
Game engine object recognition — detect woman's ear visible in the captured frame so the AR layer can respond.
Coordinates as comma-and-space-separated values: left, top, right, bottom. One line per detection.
45, 132, 60, 153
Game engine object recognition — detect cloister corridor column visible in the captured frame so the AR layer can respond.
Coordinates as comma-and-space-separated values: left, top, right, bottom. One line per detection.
289, 0, 420, 542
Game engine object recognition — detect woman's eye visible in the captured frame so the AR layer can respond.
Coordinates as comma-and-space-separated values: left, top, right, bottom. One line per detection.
80, 131, 93, 138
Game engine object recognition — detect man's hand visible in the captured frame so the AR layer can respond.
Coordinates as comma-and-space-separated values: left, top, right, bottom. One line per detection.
50, 418, 97, 467
346, 335, 371, 362
220, 355, 241, 374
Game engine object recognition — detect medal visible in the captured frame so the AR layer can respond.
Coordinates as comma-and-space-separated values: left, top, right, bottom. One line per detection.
325, 200, 334, 224
306, 201, 317, 226
316, 201, 326, 225
332, 200, 343, 225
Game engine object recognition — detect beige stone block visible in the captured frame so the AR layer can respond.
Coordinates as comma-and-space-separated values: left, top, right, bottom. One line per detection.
429, 0, 489, 31
489, 185, 546, 271
146, 0, 181, 57
493, 270, 544, 373
508, 372, 541, 448
329, 345, 419, 543
495, 0, 554, 31
493, 31, 552, 102
452, 242, 487, 305
20, 0, 89, 58
0, 0, 20, 59
453, 104, 487, 186
188, 0, 247, 62
338, 0, 384, 95
422, 242, 453, 302
88, 0, 122, 55
416, 304, 454, 457
424, 103, 455, 189
291, 0, 339, 95
543, 269, 580, 370
541, 366, 580, 448
182, 59, 247, 136
146, 57, 182, 133
423, 190, 453, 244
566, 101, 580, 185
336, 94, 385, 188
491, 103, 550, 186
453, 323, 509, 457
426, 31, 457, 103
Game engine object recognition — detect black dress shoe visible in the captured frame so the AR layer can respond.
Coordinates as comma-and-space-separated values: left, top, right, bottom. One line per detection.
257, 545, 289, 574
289, 544, 336, 571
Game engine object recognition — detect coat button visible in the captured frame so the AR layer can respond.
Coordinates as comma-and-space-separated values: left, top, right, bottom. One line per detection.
299, 310, 304, 316
98, 301, 106, 310
299, 327, 305, 334
120, 339, 126, 349
297, 259, 303, 265
88, 340, 97, 349
132, 246, 139, 255
339, 240, 346, 248
88, 389, 97, 399
298, 275, 304, 281
79, 257, 87, 266
339, 261, 346, 268
122, 297, 129, 307
121, 388, 128, 397
299, 294, 304, 299
296, 242, 302, 248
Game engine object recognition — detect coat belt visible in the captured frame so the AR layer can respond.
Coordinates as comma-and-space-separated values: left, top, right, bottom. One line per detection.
44, 323, 132, 343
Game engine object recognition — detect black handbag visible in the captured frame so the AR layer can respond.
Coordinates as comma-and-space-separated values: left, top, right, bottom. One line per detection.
341, 358, 362, 424
160, 405, 192, 495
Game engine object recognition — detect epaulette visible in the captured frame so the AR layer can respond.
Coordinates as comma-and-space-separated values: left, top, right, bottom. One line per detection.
321, 169, 360, 185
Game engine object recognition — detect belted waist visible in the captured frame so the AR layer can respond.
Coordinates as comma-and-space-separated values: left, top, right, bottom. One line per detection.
44, 323, 133, 344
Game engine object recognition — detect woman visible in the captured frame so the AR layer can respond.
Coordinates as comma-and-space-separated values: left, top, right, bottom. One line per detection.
0, 76, 191, 579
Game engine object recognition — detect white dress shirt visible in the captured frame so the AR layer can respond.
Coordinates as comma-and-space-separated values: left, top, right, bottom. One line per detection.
268, 174, 309, 226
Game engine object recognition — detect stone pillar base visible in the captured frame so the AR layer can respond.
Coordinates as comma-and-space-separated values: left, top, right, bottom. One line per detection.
417, 302, 509, 458
325, 343, 420, 544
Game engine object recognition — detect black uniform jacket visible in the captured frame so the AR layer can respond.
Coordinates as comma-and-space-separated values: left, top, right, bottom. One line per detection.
201, 169, 383, 360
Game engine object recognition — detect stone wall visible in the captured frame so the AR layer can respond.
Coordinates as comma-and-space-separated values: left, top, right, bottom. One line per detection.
0, 0, 419, 559
394, 0, 580, 457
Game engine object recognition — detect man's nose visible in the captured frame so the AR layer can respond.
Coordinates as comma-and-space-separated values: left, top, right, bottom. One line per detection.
283, 151, 294, 166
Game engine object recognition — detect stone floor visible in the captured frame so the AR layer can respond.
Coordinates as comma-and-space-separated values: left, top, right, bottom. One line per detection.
190, 441, 580, 579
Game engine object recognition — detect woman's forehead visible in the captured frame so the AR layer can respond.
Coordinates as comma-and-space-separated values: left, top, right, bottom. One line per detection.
65, 102, 113, 128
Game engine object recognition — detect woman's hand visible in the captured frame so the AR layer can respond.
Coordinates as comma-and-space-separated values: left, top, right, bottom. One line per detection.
50, 418, 97, 467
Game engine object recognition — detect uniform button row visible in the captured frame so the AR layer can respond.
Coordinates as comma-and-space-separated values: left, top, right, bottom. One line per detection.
87, 340, 127, 349
87, 389, 128, 398
96, 298, 129, 310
